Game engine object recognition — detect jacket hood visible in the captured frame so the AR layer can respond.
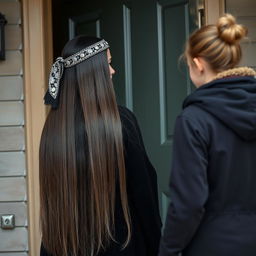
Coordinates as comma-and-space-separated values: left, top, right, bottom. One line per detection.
183, 75, 256, 141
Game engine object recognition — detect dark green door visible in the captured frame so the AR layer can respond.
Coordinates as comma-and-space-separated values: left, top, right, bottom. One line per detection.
130, 0, 195, 223
52, 0, 201, 222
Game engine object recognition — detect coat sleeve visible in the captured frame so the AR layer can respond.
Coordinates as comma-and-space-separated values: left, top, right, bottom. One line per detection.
122, 108, 162, 256
159, 115, 209, 256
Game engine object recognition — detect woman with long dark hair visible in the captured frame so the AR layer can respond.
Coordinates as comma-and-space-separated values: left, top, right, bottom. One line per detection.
40, 36, 161, 256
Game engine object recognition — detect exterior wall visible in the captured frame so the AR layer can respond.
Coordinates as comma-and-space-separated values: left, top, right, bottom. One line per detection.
0, 0, 28, 255
226, 0, 256, 69
205, 0, 225, 24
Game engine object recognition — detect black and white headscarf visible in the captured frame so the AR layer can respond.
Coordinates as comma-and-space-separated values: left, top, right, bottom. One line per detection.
44, 39, 109, 108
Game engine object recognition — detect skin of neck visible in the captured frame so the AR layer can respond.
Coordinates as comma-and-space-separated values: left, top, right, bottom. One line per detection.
190, 57, 218, 88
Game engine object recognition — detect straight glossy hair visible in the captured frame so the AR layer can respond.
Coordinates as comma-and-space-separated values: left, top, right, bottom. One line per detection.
39, 36, 131, 256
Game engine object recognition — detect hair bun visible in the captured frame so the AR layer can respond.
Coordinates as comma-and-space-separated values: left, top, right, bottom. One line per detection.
217, 13, 247, 44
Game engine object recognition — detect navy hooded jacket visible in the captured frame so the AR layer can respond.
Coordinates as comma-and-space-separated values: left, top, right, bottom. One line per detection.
159, 75, 256, 256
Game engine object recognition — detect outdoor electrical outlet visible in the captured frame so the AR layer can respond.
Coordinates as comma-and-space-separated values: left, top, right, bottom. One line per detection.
1, 215, 15, 229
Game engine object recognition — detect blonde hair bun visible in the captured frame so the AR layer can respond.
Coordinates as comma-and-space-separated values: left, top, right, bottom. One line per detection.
217, 13, 247, 44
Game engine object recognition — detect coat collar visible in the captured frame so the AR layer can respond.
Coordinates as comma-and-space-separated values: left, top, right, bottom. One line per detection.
212, 67, 256, 81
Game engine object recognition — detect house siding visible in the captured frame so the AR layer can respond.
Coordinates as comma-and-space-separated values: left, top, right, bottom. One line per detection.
0, 0, 28, 255
226, 0, 256, 69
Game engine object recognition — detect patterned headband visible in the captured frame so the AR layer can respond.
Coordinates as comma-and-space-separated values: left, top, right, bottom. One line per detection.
44, 39, 109, 108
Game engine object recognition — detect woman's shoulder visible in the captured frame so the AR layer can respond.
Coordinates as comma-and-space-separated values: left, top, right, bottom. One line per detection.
118, 105, 144, 148
181, 104, 215, 125
177, 105, 212, 145
118, 105, 139, 132
118, 105, 137, 122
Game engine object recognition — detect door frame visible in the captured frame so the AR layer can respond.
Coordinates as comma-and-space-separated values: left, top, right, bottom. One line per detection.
22, 0, 53, 254
205, 0, 225, 24
21, 0, 223, 254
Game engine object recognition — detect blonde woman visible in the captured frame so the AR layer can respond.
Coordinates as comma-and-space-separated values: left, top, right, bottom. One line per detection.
159, 14, 256, 256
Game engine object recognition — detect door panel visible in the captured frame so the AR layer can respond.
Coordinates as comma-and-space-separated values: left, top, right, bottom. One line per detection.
69, 11, 101, 39
160, 1, 190, 138
130, 0, 191, 221
52, 0, 200, 223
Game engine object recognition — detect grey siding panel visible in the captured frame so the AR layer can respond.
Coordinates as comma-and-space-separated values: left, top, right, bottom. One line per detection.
0, 228, 28, 251
0, 1, 21, 25
0, 177, 26, 201
0, 51, 22, 76
0, 102, 24, 126
5, 25, 22, 50
241, 42, 256, 67
0, 77, 23, 101
0, 1, 28, 254
0, 253, 27, 256
0, 152, 26, 176
0, 254, 27, 256
226, 0, 256, 16
226, 0, 256, 68
0, 127, 25, 151
0, 202, 27, 226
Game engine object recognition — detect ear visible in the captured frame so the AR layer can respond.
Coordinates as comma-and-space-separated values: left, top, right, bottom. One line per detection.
193, 57, 204, 72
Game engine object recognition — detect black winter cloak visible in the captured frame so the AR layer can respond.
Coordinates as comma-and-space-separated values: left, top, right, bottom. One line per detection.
41, 106, 162, 256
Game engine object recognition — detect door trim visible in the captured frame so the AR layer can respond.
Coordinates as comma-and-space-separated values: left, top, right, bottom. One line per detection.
205, 0, 225, 24
22, 0, 53, 254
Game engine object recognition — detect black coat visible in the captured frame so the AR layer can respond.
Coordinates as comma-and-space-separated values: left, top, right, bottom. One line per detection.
159, 76, 256, 256
41, 106, 162, 256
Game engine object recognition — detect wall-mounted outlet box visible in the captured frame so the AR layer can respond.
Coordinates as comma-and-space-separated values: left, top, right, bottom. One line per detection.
1, 215, 15, 229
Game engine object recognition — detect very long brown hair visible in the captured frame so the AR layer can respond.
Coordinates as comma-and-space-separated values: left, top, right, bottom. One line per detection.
39, 36, 131, 256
